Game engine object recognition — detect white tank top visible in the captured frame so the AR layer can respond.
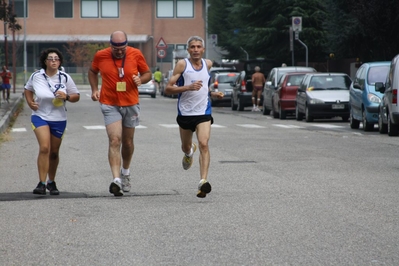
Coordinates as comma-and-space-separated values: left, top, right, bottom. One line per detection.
177, 58, 211, 116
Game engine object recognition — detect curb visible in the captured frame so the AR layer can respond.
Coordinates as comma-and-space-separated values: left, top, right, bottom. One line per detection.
0, 95, 24, 135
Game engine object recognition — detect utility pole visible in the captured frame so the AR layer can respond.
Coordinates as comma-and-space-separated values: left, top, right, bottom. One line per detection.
3, 0, 8, 67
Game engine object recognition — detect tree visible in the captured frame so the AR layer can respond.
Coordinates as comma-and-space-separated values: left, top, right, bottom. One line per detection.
64, 39, 107, 84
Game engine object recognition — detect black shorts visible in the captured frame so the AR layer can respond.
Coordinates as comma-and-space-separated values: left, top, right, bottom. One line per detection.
176, 115, 213, 132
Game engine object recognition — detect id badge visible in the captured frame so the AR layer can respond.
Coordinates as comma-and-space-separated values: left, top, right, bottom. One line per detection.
116, 82, 126, 92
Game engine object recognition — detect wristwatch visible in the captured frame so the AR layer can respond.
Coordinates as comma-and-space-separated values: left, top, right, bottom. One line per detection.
66, 95, 70, 101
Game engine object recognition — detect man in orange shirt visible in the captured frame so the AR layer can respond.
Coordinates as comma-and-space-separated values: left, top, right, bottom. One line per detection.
251, 66, 265, 111
88, 30, 151, 196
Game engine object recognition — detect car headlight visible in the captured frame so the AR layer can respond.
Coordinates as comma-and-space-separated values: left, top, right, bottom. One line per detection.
309, 98, 324, 104
367, 93, 381, 103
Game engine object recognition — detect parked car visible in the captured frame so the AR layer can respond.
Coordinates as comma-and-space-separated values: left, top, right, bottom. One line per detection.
375, 54, 399, 136
161, 70, 177, 98
138, 80, 156, 98
209, 72, 239, 107
349, 62, 390, 131
231, 59, 274, 111
271, 72, 310, 119
295, 73, 352, 122
263, 66, 317, 115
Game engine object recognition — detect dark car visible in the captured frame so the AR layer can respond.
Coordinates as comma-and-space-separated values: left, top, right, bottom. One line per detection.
231, 59, 274, 111
349, 61, 390, 131
271, 72, 309, 119
295, 73, 352, 122
209, 72, 239, 107
263, 66, 317, 115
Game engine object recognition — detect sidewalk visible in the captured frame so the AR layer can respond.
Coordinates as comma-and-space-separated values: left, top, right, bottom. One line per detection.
0, 91, 24, 135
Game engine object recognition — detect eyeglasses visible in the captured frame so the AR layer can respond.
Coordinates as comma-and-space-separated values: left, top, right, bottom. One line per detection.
111, 46, 127, 53
47, 57, 60, 61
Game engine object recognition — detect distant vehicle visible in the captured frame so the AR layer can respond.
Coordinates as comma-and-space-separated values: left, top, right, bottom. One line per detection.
349, 61, 390, 131
263, 66, 317, 116
138, 80, 156, 98
231, 58, 275, 111
295, 72, 352, 122
271, 72, 310, 119
161, 70, 177, 98
209, 72, 239, 107
375, 54, 399, 136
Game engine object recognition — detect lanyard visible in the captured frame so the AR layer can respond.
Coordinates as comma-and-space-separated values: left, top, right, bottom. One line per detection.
43, 73, 62, 95
112, 54, 126, 81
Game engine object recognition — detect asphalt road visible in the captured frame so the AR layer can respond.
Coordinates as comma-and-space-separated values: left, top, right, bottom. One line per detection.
1, 91, 398, 265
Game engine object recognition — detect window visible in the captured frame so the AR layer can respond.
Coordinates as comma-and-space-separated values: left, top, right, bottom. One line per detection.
81, 0, 118, 18
14, 0, 28, 18
157, 0, 173, 18
176, 0, 193, 18
156, 0, 193, 18
55, 0, 73, 18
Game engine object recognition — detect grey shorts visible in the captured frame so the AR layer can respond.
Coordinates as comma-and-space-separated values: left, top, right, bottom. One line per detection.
100, 103, 140, 128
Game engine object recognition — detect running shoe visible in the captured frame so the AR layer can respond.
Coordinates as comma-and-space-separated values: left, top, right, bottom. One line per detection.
109, 180, 123, 196
182, 143, 197, 170
33, 182, 46, 195
46, 181, 60, 195
121, 171, 131, 192
197, 179, 212, 198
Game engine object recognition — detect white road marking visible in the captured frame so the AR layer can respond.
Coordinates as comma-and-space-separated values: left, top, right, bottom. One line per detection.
236, 124, 265, 128
159, 124, 179, 128
11, 128, 27, 132
311, 124, 345, 129
273, 124, 304, 129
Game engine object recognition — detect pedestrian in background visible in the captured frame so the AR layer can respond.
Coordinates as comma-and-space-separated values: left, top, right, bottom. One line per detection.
0, 65, 12, 103
24, 48, 80, 195
251, 66, 265, 111
165, 35, 224, 198
88, 30, 151, 196
153, 67, 163, 92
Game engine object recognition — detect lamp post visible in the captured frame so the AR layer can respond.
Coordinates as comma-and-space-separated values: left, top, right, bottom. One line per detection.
3, 0, 8, 67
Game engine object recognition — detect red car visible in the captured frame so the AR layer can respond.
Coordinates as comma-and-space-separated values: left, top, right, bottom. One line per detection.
272, 72, 311, 119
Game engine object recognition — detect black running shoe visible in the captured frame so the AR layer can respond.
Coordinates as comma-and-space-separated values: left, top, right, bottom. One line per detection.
46, 181, 60, 195
33, 182, 46, 195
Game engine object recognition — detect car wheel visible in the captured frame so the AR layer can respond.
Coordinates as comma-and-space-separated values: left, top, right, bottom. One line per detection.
305, 105, 313, 122
279, 105, 286, 120
362, 109, 374, 131
231, 97, 237, 111
378, 111, 388, 134
151, 93, 156, 98
350, 112, 360, 129
272, 101, 279, 118
295, 104, 303, 121
262, 101, 270, 115
238, 97, 244, 111
388, 113, 399, 136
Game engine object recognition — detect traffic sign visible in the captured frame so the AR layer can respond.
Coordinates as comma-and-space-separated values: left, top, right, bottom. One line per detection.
157, 49, 166, 59
156, 37, 168, 49
292, 16, 302, 32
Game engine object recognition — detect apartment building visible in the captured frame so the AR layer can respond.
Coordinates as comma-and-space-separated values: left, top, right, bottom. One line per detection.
1, 0, 210, 73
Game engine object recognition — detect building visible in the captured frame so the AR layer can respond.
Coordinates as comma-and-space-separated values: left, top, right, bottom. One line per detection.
0, 0, 212, 77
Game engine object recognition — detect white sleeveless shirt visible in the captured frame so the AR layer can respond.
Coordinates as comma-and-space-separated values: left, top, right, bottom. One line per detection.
177, 58, 211, 116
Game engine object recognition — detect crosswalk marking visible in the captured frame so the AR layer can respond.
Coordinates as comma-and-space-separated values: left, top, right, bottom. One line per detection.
311, 124, 344, 129
83, 125, 105, 130
273, 124, 304, 129
11, 128, 27, 132
236, 124, 265, 128
159, 124, 179, 128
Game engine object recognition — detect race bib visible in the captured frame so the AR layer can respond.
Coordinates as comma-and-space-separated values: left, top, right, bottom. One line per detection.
116, 82, 126, 92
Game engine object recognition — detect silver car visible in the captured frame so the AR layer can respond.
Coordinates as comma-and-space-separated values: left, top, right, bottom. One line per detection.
138, 80, 156, 98
209, 72, 240, 107
295, 73, 352, 122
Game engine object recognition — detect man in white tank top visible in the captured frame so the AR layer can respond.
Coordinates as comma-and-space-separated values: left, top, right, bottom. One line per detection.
165, 36, 224, 198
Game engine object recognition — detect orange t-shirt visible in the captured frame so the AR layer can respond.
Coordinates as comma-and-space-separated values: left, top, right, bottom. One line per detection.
91, 47, 150, 106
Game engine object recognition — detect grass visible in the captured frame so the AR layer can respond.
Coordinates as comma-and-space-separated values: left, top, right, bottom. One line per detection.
0, 99, 24, 146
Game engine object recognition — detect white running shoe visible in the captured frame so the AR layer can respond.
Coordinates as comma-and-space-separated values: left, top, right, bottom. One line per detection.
121, 171, 131, 192
109, 180, 123, 196
197, 179, 212, 198
182, 143, 197, 170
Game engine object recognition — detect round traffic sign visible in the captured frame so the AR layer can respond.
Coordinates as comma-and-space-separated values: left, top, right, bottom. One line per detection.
157, 49, 166, 59
294, 18, 301, 25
